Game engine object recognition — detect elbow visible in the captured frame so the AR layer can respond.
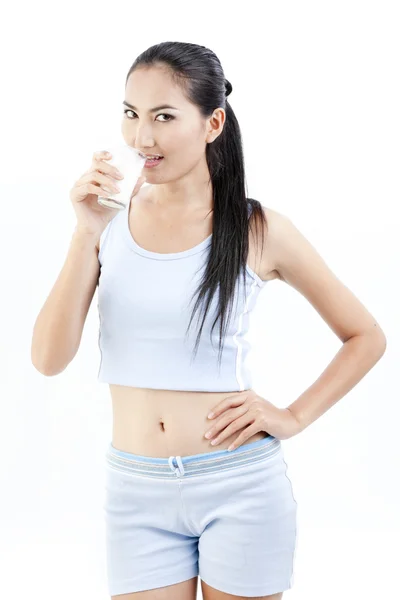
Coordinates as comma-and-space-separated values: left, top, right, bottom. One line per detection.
31, 356, 67, 377
31, 329, 77, 377
31, 346, 69, 377
363, 326, 387, 358
372, 325, 387, 355
33, 363, 66, 377
379, 333, 387, 353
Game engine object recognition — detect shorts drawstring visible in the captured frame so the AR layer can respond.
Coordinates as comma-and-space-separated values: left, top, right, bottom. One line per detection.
168, 455, 185, 477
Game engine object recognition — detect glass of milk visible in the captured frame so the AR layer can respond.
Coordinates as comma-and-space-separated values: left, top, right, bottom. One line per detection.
97, 143, 147, 210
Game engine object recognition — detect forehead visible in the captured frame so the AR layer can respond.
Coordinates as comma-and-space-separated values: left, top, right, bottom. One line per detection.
125, 67, 187, 108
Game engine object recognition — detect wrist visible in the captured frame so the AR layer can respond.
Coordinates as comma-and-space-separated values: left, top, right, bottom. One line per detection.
286, 406, 306, 433
72, 227, 100, 247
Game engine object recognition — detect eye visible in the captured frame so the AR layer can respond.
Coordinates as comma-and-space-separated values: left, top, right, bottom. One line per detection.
123, 109, 174, 122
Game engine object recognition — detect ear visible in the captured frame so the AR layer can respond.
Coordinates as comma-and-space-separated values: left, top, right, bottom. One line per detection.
206, 107, 226, 143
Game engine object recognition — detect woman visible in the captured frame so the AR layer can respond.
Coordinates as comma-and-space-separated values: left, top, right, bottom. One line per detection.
31, 42, 386, 600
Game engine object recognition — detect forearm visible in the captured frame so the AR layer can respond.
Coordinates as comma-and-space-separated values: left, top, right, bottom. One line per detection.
286, 332, 387, 432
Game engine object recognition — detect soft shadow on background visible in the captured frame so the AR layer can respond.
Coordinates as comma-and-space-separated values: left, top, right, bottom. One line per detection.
1, 1, 399, 599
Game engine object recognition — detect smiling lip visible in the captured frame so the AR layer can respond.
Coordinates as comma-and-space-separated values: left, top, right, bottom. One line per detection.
140, 153, 164, 159
144, 156, 164, 168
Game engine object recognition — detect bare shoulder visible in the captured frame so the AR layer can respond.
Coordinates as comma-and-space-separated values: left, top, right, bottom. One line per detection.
259, 206, 329, 283
259, 205, 329, 283
260, 206, 386, 343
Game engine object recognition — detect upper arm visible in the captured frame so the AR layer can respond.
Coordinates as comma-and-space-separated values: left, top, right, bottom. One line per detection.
264, 208, 386, 344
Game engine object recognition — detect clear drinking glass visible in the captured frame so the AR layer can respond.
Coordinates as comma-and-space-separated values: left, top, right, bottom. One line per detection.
97, 143, 147, 210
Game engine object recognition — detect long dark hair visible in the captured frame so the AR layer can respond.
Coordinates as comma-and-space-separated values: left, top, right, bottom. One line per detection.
126, 41, 268, 368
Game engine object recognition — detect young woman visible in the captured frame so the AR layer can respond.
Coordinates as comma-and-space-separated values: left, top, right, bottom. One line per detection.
31, 41, 386, 600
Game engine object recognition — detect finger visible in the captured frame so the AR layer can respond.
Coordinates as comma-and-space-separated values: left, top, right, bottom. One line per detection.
227, 424, 259, 451
79, 171, 122, 194
205, 404, 248, 438
208, 392, 248, 419
92, 156, 124, 180
74, 182, 116, 202
82, 152, 118, 178
94, 150, 112, 161
209, 413, 252, 446
89, 151, 112, 172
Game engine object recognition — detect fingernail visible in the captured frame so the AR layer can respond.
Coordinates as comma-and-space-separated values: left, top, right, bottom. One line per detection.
208, 412, 214, 419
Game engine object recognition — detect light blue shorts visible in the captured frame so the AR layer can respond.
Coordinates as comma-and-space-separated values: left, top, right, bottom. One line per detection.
103, 434, 298, 597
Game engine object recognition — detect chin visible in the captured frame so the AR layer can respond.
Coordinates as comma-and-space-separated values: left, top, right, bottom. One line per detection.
143, 171, 163, 182
144, 170, 175, 183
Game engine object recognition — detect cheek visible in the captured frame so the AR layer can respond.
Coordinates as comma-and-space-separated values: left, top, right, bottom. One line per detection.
176, 129, 206, 159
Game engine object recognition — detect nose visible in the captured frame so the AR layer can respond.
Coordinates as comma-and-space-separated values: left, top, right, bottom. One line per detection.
132, 121, 156, 150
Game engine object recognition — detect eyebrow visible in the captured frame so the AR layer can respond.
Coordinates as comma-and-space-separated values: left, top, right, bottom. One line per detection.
122, 101, 179, 112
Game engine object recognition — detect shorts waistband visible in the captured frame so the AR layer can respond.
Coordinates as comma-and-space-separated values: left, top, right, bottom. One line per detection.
105, 434, 281, 479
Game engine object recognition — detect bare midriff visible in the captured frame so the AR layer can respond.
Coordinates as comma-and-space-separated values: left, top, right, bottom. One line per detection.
110, 386, 270, 457
108, 186, 280, 458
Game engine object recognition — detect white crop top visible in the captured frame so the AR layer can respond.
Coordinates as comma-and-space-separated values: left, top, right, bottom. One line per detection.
96, 197, 269, 392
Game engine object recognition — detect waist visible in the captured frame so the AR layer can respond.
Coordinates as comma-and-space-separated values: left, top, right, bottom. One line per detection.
109, 384, 268, 457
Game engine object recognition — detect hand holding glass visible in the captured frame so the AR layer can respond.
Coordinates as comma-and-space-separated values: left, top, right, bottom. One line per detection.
98, 143, 147, 210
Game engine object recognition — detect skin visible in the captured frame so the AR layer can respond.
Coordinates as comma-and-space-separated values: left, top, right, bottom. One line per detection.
106, 64, 386, 600
108, 67, 281, 598
122, 63, 222, 212
108, 64, 277, 459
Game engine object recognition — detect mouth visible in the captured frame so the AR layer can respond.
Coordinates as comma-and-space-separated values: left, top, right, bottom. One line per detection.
139, 152, 164, 160
143, 156, 164, 168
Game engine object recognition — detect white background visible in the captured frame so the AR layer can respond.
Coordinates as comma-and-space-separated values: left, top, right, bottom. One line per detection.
1, 1, 399, 598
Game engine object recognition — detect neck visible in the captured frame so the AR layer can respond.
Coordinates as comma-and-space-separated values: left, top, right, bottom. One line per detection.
148, 161, 213, 213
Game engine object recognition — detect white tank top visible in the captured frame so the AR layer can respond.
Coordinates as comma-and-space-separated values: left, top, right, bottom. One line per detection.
96, 197, 269, 392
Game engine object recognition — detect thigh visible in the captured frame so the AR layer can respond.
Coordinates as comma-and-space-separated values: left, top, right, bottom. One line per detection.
111, 575, 198, 599
196, 445, 297, 597
201, 580, 283, 599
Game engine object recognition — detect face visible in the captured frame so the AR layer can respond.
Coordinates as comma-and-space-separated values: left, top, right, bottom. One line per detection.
122, 65, 225, 184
